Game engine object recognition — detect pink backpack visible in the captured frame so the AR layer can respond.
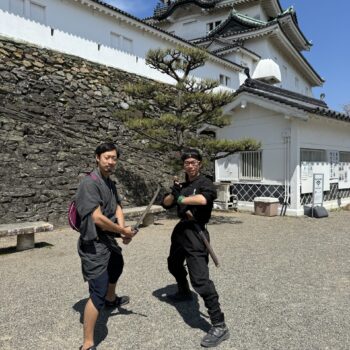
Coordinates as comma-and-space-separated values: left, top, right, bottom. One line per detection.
68, 173, 98, 232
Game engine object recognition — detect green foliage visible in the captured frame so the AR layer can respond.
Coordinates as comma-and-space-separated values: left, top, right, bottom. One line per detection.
114, 46, 260, 164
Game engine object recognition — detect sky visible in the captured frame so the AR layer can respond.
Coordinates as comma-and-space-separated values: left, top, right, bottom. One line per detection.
105, 0, 350, 112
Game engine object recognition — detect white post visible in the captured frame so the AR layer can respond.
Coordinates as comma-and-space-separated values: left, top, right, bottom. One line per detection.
289, 119, 302, 215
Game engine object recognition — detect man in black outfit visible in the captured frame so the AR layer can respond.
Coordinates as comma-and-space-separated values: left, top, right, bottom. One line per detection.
162, 148, 229, 348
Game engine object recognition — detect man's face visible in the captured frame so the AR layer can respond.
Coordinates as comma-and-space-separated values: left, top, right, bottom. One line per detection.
183, 157, 201, 179
96, 149, 118, 176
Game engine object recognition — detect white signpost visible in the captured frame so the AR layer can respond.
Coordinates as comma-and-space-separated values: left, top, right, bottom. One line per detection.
312, 174, 324, 217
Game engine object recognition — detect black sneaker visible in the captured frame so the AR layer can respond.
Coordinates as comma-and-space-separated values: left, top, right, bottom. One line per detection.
105, 295, 130, 308
200, 324, 229, 347
166, 291, 193, 302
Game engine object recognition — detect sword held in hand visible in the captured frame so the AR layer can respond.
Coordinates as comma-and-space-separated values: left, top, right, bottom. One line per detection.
133, 184, 161, 233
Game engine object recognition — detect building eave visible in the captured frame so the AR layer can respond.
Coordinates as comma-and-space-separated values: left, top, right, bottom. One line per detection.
277, 11, 312, 51
72, 0, 243, 72
230, 79, 350, 122
212, 43, 261, 61
230, 0, 283, 18
199, 9, 311, 52
152, 0, 219, 21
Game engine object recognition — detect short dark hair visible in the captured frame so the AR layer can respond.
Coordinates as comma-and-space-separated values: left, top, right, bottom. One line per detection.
95, 143, 120, 158
181, 148, 202, 162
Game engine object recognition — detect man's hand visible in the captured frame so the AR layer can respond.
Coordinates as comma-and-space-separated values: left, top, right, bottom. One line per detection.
171, 181, 182, 201
122, 226, 137, 238
122, 237, 132, 245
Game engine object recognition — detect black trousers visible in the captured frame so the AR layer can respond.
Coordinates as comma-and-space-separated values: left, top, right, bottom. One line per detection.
88, 250, 124, 310
167, 221, 225, 325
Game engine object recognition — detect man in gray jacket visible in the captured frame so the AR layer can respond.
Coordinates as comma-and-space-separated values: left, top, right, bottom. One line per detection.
75, 142, 136, 350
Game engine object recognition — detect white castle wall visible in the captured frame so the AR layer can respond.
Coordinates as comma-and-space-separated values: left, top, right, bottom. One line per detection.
0, 2, 241, 89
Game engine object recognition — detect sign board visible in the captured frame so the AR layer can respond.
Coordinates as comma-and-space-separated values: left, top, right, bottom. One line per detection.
328, 150, 339, 182
339, 162, 350, 189
312, 173, 324, 206
301, 162, 330, 193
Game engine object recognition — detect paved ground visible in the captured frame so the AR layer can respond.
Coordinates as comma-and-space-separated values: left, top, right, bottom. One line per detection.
0, 210, 349, 350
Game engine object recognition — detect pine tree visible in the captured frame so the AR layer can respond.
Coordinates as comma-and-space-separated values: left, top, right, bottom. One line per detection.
115, 46, 260, 164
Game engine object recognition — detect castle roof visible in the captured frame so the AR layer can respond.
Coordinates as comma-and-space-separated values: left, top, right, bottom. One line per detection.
151, 0, 284, 21
69, 0, 243, 72
194, 9, 311, 51
192, 11, 322, 86
235, 79, 349, 122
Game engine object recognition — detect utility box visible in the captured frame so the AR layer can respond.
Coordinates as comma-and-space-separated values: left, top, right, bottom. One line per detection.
254, 197, 279, 217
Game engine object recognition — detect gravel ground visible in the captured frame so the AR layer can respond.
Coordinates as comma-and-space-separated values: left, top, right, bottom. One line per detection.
0, 210, 349, 350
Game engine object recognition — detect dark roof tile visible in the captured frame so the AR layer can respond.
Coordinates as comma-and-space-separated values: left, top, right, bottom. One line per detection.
236, 79, 349, 122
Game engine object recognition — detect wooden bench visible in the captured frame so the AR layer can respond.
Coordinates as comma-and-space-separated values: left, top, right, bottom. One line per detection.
123, 205, 165, 227
0, 221, 54, 251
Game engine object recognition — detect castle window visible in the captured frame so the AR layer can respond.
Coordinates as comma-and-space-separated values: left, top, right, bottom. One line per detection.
206, 20, 221, 34
110, 32, 133, 53
300, 148, 326, 162
340, 151, 350, 162
206, 22, 214, 33
10, 0, 25, 16
183, 20, 197, 27
219, 74, 231, 87
122, 36, 133, 54
110, 32, 121, 49
283, 65, 288, 79
30, 1, 46, 24
295, 76, 299, 90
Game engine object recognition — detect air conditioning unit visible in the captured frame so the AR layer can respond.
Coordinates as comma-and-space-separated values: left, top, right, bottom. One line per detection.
214, 182, 237, 210
252, 58, 281, 84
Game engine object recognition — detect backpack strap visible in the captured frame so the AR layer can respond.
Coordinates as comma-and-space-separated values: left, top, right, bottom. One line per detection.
89, 172, 99, 181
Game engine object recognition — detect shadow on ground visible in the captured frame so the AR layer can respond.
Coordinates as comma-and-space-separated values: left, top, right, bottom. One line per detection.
0, 242, 54, 255
152, 284, 211, 332
73, 298, 148, 347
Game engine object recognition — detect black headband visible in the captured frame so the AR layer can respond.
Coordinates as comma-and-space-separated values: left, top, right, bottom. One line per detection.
181, 149, 202, 161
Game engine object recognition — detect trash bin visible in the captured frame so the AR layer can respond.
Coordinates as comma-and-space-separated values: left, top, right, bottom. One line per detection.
254, 197, 279, 217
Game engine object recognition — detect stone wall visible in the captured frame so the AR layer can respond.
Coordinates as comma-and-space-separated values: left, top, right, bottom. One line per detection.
0, 36, 176, 225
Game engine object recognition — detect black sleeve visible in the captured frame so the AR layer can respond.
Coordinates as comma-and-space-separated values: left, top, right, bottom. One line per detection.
199, 177, 217, 204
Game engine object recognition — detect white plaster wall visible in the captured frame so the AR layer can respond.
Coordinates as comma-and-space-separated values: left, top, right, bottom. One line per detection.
222, 51, 255, 72
0, 5, 241, 88
216, 104, 289, 184
247, 37, 313, 95
157, 11, 228, 40
299, 117, 350, 151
